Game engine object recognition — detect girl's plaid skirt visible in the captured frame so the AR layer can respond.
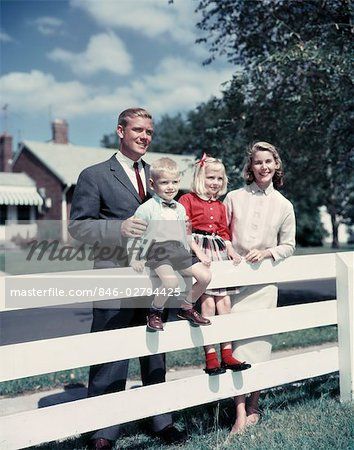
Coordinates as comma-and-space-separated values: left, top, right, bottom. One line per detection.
192, 231, 229, 296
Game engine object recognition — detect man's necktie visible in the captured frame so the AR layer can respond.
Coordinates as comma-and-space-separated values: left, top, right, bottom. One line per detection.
133, 162, 145, 200
162, 201, 177, 208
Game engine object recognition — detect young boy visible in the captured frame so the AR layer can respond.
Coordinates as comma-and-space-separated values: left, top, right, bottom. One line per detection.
129, 157, 212, 331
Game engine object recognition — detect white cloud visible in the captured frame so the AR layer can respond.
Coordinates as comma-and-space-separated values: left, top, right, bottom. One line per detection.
0, 70, 140, 118
0, 31, 13, 42
70, 0, 200, 48
0, 70, 92, 117
0, 59, 232, 119
31, 16, 63, 36
127, 57, 233, 114
47, 32, 133, 76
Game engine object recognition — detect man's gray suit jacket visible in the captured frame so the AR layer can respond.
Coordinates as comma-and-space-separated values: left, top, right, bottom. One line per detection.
69, 154, 151, 268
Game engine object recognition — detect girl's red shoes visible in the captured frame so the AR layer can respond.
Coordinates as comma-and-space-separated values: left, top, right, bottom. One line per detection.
204, 352, 226, 375
204, 349, 251, 375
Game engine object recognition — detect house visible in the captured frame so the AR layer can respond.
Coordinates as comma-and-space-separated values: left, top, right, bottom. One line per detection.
0, 172, 43, 241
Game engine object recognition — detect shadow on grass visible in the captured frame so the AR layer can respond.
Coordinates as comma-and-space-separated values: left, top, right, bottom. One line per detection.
32, 373, 342, 449
177, 373, 340, 436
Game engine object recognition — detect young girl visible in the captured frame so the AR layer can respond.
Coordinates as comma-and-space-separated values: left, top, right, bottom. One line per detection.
179, 154, 251, 375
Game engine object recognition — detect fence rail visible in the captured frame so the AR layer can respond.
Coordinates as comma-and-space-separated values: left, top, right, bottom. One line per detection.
0, 253, 338, 310
0, 300, 337, 382
0, 252, 353, 450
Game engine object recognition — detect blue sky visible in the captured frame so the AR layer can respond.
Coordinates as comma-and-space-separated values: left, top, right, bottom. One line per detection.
0, 0, 234, 148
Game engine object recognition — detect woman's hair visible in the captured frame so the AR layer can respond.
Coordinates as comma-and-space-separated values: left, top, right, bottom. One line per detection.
243, 141, 284, 188
191, 155, 228, 197
150, 157, 180, 181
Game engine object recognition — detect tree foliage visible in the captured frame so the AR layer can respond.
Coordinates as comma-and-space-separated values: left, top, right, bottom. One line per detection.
101, 0, 353, 246
100, 132, 118, 149
149, 114, 191, 154
196, 0, 353, 246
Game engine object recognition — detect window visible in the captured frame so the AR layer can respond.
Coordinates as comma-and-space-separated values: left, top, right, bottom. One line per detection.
0, 205, 7, 225
17, 205, 31, 223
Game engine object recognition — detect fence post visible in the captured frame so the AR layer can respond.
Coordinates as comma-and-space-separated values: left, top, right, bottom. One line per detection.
336, 252, 354, 402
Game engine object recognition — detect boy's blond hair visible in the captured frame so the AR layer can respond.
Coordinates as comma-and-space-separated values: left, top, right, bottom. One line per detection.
150, 157, 180, 181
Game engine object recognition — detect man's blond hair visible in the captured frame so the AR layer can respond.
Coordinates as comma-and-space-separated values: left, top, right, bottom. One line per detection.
117, 108, 152, 127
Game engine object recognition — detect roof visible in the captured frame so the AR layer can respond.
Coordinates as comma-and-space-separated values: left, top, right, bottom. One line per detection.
15, 141, 195, 190
0, 172, 37, 187
0, 173, 43, 206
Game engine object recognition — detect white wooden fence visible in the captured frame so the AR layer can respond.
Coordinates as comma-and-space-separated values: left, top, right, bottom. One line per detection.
0, 252, 353, 449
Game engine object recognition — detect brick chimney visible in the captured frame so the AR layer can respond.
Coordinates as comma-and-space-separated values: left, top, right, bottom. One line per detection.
51, 119, 69, 144
0, 133, 13, 172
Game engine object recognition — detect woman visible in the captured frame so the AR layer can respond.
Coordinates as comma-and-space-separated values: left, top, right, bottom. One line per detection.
224, 141, 296, 434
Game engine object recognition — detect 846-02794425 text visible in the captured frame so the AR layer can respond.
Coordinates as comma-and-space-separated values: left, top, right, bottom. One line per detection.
8, 287, 182, 298
93, 287, 182, 297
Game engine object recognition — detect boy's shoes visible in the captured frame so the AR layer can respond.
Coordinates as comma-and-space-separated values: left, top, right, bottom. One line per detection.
177, 308, 211, 326
147, 310, 164, 331
156, 424, 187, 444
204, 352, 226, 375
221, 348, 251, 371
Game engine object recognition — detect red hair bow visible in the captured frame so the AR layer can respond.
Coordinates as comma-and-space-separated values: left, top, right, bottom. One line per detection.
197, 152, 208, 167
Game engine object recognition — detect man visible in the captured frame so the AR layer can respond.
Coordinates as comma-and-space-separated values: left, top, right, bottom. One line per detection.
69, 108, 185, 450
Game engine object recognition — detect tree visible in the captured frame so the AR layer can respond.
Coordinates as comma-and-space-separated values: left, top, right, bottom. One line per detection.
196, 0, 353, 247
149, 114, 191, 154
100, 132, 118, 149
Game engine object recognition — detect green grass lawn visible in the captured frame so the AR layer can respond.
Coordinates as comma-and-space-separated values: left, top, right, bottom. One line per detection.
0, 325, 338, 396
31, 374, 353, 450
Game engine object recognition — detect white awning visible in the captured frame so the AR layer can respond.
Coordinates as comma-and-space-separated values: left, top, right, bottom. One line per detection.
0, 189, 43, 206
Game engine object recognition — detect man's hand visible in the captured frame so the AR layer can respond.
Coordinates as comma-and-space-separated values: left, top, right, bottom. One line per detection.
121, 216, 147, 238
245, 249, 271, 263
130, 260, 146, 273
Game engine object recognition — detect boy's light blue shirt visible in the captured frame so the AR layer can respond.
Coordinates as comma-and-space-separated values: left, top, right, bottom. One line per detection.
128, 194, 189, 259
